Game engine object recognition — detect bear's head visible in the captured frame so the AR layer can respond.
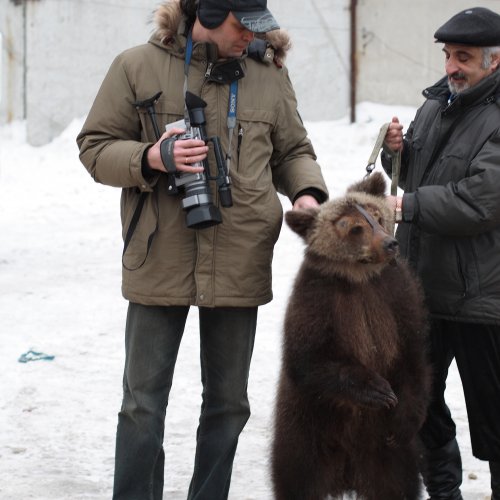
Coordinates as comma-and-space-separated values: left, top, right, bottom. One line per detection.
286, 172, 399, 283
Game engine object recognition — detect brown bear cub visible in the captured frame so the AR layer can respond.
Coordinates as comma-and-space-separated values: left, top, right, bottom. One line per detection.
271, 172, 431, 500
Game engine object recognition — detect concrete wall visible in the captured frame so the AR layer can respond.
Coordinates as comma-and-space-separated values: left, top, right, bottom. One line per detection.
6, 0, 155, 145
356, 0, 500, 109
273, 0, 351, 123
0, 0, 25, 124
1, 0, 349, 145
2, 1, 500, 145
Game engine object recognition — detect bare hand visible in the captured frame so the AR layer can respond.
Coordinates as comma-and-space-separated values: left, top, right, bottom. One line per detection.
292, 194, 320, 211
146, 127, 208, 173
384, 116, 404, 152
386, 195, 399, 212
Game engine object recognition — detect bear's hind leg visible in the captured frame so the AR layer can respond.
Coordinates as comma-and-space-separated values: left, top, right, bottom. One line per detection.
355, 445, 422, 500
272, 431, 335, 500
272, 451, 330, 500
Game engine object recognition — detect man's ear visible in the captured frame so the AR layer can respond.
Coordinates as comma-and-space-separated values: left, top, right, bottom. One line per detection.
490, 52, 500, 71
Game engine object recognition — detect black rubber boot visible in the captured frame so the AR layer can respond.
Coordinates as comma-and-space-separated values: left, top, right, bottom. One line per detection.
491, 461, 500, 500
422, 438, 464, 500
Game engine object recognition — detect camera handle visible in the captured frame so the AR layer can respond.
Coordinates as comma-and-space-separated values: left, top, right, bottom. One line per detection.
207, 136, 233, 208
134, 92, 162, 139
134, 92, 178, 195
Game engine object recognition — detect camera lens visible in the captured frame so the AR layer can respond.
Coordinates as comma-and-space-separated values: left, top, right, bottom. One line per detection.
177, 173, 222, 229
186, 205, 222, 229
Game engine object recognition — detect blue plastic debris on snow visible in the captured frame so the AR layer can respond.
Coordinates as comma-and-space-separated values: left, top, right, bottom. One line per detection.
18, 350, 55, 363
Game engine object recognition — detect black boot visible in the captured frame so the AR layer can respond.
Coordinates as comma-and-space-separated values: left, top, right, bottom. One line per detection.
491, 461, 500, 500
422, 438, 464, 500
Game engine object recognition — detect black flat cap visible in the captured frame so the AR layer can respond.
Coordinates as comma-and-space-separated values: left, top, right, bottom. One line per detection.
434, 7, 500, 46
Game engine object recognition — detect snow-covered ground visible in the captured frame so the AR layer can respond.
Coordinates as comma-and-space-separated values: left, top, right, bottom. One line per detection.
0, 103, 492, 499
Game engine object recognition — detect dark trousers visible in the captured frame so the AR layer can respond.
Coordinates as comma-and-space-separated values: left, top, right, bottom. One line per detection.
112, 303, 258, 500
420, 319, 500, 460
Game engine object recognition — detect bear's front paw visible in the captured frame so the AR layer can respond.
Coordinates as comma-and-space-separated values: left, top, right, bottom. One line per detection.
357, 375, 398, 410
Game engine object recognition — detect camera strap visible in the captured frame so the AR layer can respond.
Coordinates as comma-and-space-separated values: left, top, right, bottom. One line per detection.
225, 80, 238, 172
184, 32, 239, 172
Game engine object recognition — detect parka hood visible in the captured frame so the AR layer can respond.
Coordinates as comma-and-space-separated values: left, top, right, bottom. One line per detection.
152, 0, 291, 65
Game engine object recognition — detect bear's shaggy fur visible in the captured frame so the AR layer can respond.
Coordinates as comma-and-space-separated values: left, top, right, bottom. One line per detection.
271, 172, 431, 500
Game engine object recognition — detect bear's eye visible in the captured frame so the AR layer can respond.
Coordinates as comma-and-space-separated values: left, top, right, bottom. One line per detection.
349, 225, 363, 236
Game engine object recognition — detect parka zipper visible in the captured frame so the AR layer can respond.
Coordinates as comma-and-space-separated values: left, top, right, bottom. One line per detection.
205, 62, 214, 78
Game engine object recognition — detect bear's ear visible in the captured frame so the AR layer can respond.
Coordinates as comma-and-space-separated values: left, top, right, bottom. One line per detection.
285, 208, 319, 240
346, 171, 387, 198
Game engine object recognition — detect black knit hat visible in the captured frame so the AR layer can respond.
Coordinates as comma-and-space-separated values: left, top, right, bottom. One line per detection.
197, 0, 280, 33
434, 7, 500, 46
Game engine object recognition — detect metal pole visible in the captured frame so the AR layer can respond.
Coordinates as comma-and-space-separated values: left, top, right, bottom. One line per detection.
350, 0, 358, 123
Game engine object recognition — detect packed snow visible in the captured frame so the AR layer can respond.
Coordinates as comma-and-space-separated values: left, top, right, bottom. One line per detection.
0, 102, 492, 499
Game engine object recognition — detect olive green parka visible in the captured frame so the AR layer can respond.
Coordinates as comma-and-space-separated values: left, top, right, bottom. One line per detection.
77, 0, 328, 308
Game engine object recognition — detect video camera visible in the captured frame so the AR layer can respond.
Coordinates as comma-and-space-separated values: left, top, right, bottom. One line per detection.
161, 92, 232, 229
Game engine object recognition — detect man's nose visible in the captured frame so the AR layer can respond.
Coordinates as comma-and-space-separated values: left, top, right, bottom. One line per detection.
242, 30, 255, 43
445, 58, 459, 75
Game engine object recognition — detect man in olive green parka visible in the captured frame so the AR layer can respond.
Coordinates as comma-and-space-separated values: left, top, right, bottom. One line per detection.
77, 0, 328, 499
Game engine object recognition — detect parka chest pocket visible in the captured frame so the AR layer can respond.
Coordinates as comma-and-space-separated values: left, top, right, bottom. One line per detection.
233, 108, 276, 183
136, 97, 184, 143
434, 144, 473, 184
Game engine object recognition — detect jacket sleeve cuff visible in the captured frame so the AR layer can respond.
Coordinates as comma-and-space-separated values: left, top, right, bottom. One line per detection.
402, 192, 416, 222
137, 144, 160, 191
141, 146, 157, 180
292, 188, 328, 205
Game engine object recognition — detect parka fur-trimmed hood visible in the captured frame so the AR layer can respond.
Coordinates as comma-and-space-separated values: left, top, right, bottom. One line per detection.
152, 0, 291, 65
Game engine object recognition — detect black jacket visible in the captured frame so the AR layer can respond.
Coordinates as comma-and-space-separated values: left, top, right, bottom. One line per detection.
382, 70, 500, 324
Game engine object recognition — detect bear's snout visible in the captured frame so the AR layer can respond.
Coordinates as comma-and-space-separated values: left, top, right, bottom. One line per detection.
364, 232, 399, 265
384, 236, 399, 256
